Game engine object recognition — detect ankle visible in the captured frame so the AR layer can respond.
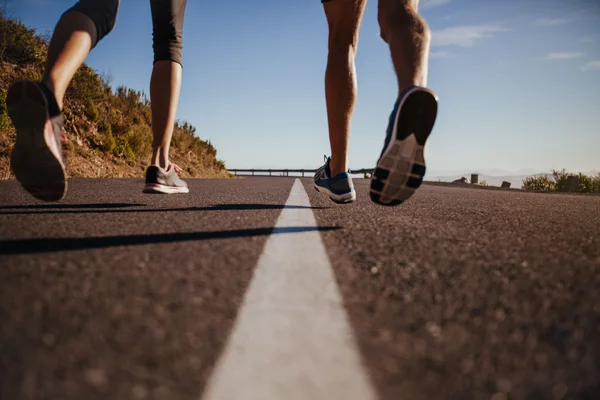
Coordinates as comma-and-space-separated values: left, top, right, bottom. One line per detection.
151, 147, 170, 169
329, 159, 348, 177
38, 81, 63, 115
398, 80, 425, 96
152, 159, 169, 170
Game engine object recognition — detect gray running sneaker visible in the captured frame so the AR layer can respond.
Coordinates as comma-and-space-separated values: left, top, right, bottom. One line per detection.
7, 80, 67, 202
143, 163, 189, 194
313, 155, 356, 204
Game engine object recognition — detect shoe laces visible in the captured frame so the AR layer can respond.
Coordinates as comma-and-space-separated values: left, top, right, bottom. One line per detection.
170, 162, 183, 174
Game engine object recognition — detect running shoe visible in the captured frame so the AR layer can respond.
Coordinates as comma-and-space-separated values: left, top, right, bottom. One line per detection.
314, 155, 356, 204
7, 80, 67, 202
143, 163, 189, 194
370, 86, 438, 206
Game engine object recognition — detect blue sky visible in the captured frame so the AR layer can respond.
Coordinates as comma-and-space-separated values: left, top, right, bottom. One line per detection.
6, 0, 600, 176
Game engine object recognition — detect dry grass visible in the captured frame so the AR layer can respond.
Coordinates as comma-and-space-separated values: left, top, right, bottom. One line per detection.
0, 10, 230, 180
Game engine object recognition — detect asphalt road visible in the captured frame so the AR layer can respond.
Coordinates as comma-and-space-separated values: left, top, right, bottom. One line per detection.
1, 177, 599, 400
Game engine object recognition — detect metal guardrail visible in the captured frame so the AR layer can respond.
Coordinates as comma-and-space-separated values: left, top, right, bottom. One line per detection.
228, 170, 519, 189
228, 168, 375, 177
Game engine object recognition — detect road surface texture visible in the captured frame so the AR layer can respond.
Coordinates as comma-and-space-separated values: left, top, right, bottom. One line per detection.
0, 177, 598, 400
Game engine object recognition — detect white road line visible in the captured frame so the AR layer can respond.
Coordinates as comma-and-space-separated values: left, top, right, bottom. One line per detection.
200, 179, 378, 400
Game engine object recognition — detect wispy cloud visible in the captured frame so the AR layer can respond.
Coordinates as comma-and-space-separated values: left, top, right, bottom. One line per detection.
432, 25, 508, 47
533, 18, 572, 26
581, 61, 600, 71
430, 51, 452, 59
421, 0, 452, 9
579, 36, 596, 43
545, 52, 584, 60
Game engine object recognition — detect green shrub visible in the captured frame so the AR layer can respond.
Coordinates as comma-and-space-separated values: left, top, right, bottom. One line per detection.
108, 108, 119, 124
0, 88, 11, 132
576, 172, 600, 194
140, 105, 152, 125
85, 98, 99, 122
101, 123, 116, 153
215, 160, 226, 170
523, 170, 600, 193
113, 139, 136, 163
0, 11, 48, 66
68, 64, 105, 102
126, 124, 152, 158
19, 67, 42, 82
522, 175, 556, 192
64, 140, 75, 153
110, 118, 129, 137
552, 169, 570, 192
0, 113, 10, 133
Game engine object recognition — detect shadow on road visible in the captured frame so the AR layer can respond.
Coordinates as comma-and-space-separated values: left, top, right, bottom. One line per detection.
0, 203, 144, 210
0, 203, 330, 215
0, 226, 341, 255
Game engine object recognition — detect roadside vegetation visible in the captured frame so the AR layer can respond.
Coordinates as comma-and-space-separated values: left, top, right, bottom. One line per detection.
0, 9, 229, 179
522, 169, 600, 194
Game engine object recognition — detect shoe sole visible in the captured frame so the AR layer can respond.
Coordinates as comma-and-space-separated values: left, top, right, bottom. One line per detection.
7, 80, 67, 202
314, 182, 356, 204
142, 183, 190, 194
370, 87, 438, 206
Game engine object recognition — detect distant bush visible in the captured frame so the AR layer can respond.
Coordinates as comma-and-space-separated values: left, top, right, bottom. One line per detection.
551, 169, 570, 192
522, 175, 555, 192
523, 169, 600, 194
576, 172, 600, 193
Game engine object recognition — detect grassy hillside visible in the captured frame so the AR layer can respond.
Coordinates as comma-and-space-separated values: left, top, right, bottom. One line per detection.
0, 10, 229, 180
